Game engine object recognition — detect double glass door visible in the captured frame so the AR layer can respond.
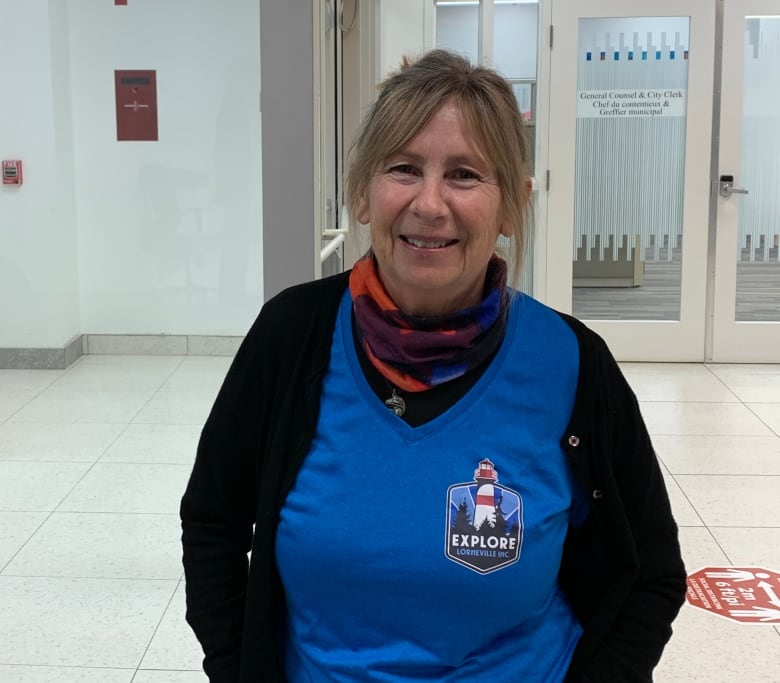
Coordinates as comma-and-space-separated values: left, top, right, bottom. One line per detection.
547, 0, 780, 361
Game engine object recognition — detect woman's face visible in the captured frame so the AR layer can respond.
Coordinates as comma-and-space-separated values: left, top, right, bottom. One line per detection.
357, 102, 510, 317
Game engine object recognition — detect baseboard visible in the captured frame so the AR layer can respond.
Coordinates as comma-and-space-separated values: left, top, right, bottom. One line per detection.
0, 335, 83, 370
1, 335, 243, 369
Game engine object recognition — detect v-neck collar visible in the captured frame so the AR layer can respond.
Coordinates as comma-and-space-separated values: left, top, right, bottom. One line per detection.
337, 289, 522, 442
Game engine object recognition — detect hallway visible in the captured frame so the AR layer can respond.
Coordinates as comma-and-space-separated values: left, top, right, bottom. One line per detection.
1, 355, 779, 681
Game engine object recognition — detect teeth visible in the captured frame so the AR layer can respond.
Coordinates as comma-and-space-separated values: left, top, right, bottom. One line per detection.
406, 237, 452, 249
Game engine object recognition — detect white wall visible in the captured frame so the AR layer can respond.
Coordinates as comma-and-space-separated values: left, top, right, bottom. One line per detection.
0, 0, 81, 348
69, 0, 262, 336
0, 0, 262, 350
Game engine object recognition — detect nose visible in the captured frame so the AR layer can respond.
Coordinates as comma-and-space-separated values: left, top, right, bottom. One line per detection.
410, 175, 447, 221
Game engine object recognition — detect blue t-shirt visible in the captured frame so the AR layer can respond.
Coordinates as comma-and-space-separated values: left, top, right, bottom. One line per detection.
276, 290, 582, 682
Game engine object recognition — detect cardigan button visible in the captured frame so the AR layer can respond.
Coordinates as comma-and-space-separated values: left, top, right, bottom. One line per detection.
568, 435, 580, 447
592, 489, 603, 500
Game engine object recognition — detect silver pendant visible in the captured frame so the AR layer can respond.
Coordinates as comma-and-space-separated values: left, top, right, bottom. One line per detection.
384, 388, 406, 417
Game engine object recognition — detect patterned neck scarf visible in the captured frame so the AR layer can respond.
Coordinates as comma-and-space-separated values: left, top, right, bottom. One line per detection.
349, 253, 509, 392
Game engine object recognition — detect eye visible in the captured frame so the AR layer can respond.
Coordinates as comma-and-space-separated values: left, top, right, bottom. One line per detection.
389, 163, 416, 175
451, 168, 480, 182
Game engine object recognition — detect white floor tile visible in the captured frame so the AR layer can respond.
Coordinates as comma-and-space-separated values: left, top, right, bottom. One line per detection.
707, 364, 780, 402
620, 363, 738, 403
58, 463, 192, 514
11, 389, 152, 424
641, 402, 774, 436
0, 394, 37, 423
677, 527, 730, 572
158, 356, 232, 394
141, 583, 205, 671
664, 475, 704, 527
0, 512, 47, 569
652, 434, 780, 475
0, 665, 133, 682
0, 576, 177, 668
709, 527, 780, 569
675, 475, 780, 527
3, 512, 182, 579
656, 603, 780, 682
0, 462, 91, 512
748, 402, 780, 436
133, 393, 215, 426
0, 369, 66, 394
133, 672, 207, 682
53, 355, 183, 393
0, 422, 125, 462
100, 424, 201, 465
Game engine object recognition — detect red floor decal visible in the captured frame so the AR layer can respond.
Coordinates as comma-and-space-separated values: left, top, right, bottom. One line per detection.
687, 567, 780, 624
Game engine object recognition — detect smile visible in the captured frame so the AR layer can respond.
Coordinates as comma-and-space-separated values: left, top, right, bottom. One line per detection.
402, 236, 458, 249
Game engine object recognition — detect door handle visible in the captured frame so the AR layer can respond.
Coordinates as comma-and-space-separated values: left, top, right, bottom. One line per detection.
719, 174, 749, 198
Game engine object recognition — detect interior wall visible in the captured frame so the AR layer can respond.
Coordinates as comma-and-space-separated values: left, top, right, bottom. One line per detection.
0, 0, 80, 348
260, 0, 315, 301
0, 0, 263, 351
69, 0, 263, 336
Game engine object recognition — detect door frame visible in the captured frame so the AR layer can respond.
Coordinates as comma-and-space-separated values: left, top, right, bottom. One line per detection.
710, 0, 780, 361
545, 0, 717, 361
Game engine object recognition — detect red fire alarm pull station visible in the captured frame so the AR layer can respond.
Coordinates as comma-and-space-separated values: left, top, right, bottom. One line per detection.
115, 70, 158, 141
2, 160, 23, 185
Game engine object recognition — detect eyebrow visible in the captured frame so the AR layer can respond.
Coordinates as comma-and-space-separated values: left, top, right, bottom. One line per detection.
388, 149, 490, 169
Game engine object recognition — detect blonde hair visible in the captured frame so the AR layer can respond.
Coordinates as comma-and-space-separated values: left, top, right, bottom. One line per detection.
345, 49, 532, 278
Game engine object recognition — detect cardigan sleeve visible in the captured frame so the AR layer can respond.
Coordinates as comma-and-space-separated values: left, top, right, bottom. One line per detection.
180, 311, 270, 681
562, 321, 687, 683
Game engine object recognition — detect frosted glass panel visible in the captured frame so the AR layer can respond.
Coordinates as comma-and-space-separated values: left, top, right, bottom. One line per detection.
572, 17, 690, 321
435, 4, 479, 63
494, 4, 538, 79
735, 17, 780, 322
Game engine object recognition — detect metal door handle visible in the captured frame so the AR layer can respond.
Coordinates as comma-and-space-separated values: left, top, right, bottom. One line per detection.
719, 175, 749, 198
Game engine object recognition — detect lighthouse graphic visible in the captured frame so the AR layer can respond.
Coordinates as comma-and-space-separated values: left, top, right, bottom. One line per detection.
445, 458, 523, 574
473, 459, 499, 530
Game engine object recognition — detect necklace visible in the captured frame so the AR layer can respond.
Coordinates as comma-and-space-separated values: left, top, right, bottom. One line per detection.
384, 387, 406, 417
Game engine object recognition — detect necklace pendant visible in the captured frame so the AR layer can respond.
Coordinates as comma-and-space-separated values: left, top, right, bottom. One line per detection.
384, 388, 406, 417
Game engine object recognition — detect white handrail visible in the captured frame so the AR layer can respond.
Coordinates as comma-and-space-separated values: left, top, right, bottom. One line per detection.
323, 228, 349, 237
320, 205, 351, 263
320, 232, 345, 262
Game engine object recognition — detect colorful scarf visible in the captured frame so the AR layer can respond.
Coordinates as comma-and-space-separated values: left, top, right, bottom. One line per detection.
349, 254, 509, 392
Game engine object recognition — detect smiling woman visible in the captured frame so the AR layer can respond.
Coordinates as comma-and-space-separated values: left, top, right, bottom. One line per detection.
355, 103, 510, 316
347, 50, 533, 287
181, 49, 686, 683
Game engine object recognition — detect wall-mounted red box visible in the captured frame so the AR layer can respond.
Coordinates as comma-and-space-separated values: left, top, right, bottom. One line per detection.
2, 160, 23, 185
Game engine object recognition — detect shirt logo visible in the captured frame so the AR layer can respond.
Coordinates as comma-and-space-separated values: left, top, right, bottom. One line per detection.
444, 459, 523, 574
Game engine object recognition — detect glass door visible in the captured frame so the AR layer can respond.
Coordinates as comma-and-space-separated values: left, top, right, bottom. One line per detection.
712, 0, 780, 361
547, 0, 716, 360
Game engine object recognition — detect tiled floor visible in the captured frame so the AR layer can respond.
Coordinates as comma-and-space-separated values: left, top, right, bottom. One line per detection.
1, 356, 779, 682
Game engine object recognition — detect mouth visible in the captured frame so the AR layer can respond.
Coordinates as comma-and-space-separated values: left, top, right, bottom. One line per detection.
401, 235, 458, 249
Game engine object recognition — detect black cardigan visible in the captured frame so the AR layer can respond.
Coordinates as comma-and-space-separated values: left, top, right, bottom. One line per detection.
180, 272, 686, 683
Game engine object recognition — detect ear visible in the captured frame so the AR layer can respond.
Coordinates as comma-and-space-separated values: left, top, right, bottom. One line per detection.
356, 193, 370, 225
498, 176, 533, 238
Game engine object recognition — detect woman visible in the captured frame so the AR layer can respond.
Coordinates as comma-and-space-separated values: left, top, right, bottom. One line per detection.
181, 50, 686, 682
